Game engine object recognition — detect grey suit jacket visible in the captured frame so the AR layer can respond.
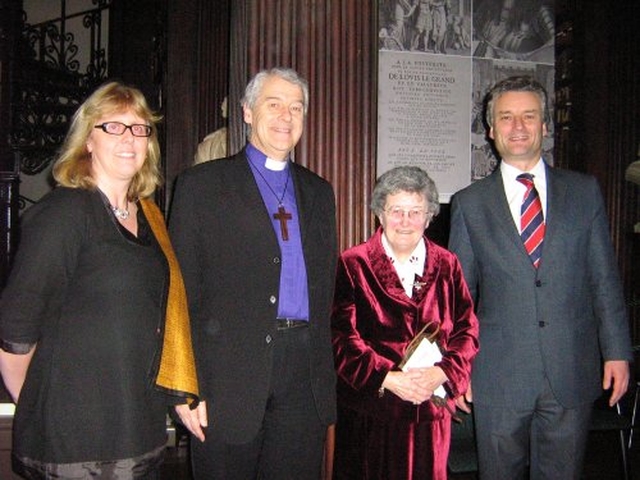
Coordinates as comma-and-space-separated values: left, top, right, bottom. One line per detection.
449, 162, 632, 409
169, 149, 338, 442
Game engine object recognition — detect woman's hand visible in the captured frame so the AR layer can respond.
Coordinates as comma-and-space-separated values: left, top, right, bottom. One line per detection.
382, 367, 447, 405
0, 345, 36, 403
174, 400, 208, 442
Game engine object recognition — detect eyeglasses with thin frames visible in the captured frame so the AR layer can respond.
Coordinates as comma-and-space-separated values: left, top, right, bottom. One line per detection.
94, 122, 152, 137
384, 206, 429, 222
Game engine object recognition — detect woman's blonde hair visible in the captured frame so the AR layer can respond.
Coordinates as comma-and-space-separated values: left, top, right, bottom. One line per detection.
52, 81, 163, 199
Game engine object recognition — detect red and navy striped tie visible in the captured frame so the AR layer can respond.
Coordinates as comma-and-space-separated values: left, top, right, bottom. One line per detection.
517, 173, 545, 268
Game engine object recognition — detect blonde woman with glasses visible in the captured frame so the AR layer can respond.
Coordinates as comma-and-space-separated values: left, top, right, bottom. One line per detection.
0, 82, 198, 479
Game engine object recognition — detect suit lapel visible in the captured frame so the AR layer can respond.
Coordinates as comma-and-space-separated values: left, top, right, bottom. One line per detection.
484, 170, 528, 255
538, 164, 568, 271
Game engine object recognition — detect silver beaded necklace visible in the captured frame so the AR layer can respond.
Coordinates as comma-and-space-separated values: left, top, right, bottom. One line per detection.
111, 200, 130, 220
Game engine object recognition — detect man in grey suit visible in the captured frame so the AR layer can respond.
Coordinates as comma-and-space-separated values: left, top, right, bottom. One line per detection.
449, 76, 632, 479
170, 68, 337, 479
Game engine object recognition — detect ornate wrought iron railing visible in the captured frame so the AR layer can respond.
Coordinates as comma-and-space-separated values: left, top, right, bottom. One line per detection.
11, 0, 111, 177
1, 0, 111, 286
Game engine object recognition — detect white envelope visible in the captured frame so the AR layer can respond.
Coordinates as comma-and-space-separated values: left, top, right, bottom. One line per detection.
400, 337, 447, 399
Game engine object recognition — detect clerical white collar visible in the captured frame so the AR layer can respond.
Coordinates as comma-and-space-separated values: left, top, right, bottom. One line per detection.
265, 157, 288, 171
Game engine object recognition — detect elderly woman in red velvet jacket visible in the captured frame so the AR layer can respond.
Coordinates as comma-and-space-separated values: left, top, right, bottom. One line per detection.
331, 166, 479, 480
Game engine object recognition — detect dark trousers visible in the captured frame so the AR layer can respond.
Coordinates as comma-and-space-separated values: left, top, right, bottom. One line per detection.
191, 326, 326, 480
474, 378, 592, 480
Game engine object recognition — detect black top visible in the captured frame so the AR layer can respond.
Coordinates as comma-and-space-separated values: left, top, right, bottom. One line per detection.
0, 188, 169, 475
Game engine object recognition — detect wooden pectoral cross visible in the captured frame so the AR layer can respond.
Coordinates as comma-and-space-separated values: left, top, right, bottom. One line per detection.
273, 205, 292, 241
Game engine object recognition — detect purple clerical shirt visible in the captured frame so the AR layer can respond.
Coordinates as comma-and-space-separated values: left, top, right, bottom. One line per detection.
245, 144, 309, 320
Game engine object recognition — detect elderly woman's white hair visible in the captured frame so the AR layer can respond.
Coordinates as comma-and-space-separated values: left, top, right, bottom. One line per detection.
370, 166, 440, 217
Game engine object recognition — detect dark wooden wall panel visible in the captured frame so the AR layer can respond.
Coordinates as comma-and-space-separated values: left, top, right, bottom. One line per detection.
195, 0, 230, 144
582, 1, 640, 342
0, 0, 22, 288
165, 0, 200, 209
165, 0, 231, 210
556, 0, 640, 342
607, 2, 640, 342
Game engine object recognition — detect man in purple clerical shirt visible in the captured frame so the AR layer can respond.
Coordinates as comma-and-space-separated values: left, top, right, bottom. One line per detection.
170, 67, 338, 480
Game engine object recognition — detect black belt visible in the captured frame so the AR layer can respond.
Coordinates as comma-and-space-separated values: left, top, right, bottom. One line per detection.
276, 318, 309, 330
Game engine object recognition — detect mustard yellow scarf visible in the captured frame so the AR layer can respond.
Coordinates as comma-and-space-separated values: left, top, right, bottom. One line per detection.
140, 199, 199, 404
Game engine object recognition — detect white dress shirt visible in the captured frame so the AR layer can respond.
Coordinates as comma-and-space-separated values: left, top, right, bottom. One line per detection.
500, 159, 548, 234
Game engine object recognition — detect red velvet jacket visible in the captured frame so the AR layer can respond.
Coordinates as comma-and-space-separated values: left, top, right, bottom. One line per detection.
332, 227, 479, 422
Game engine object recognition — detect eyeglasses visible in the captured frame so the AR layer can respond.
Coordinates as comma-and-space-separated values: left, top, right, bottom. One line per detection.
94, 122, 152, 137
384, 206, 428, 221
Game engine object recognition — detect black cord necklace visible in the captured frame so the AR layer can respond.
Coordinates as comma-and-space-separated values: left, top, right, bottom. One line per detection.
248, 159, 293, 241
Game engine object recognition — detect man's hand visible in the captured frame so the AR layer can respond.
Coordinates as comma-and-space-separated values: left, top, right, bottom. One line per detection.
455, 383, 473, 413
175, 400, 208, 442
603, 360, 630, 406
